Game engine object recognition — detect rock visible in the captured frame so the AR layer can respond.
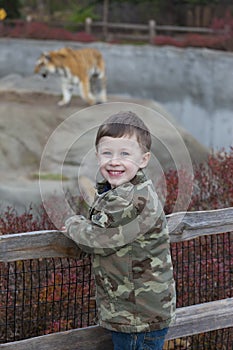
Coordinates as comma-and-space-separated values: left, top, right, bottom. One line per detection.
0, 75, 210, 213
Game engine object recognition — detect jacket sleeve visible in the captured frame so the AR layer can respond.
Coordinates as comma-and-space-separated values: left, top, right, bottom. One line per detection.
65, 182, 161, 256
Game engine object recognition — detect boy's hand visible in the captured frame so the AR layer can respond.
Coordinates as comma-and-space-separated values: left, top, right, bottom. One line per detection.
60, 226, 69, 238
60, 215, 86, 237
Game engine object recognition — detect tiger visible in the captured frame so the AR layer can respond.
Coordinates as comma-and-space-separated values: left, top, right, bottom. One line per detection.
34, 47, 107, 106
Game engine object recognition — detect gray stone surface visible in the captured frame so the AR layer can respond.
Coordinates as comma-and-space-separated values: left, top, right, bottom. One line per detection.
0, 38, 232, 149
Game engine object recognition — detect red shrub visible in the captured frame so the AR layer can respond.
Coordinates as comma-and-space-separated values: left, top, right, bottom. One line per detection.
159, 167, 193, 215
39, 260, 96, 334
190, 148, 233, 211
0, 206, 56, 235
154, 33, 230, 50
155, 35, 186, 48
211, 10, 233, 35
162, 148, 233, 214
0, 192, 89, 235
4, 21, 97, 42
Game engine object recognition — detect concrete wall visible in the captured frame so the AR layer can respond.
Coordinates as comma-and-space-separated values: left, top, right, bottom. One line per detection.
0, 38, 232, 150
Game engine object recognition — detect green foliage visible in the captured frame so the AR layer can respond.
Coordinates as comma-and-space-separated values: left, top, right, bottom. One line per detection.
68, 4, 99, 24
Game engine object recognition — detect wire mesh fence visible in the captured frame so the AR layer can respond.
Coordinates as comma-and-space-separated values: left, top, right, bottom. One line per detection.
170, 232, 232, 349
0, 232, 232, 349
0, 257, 96, 343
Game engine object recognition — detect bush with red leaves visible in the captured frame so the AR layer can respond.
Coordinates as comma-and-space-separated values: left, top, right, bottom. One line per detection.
2, 21, 97, 42
163, 148, 233, 215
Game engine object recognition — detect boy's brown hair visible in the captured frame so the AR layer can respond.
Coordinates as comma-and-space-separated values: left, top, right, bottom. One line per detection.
95, 111, 151, 152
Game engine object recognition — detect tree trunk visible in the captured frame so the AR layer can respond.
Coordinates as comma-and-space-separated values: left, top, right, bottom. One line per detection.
103, 0, 109, 40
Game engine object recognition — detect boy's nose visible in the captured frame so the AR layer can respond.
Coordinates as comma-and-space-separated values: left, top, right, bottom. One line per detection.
109, 156, 121, 165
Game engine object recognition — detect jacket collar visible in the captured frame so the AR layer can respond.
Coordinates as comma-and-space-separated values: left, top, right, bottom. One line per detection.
96, 169, 147, 195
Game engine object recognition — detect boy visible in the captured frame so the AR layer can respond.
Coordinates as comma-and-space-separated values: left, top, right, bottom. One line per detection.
64, 111, 176, 350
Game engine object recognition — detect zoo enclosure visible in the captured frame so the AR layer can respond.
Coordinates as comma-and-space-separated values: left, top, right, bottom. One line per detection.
0, 207, 232, 349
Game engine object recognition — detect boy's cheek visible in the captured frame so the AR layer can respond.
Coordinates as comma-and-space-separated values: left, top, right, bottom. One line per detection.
99, 158, 109, 167
97, 154, 106, 165
96, 152, 102, 163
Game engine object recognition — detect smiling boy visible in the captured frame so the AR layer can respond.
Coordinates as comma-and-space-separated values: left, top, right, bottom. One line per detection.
64, 111, 176, 350
96, 133, 150, 188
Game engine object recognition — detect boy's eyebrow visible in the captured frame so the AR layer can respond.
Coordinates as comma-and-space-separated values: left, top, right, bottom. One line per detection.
100, 144, 133, 149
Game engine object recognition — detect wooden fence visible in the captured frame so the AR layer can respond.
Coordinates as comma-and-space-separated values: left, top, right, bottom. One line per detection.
0, 18, 227, 45
85, 18, 228, 43
0, 207, 232, 349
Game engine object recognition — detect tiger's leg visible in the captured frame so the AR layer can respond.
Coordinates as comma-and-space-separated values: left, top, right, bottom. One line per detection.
79, 77, 96, 105
90, 71, 107, 104
95, 60, 107, 103
58, 79, 73, 106
97, 74, 107, 103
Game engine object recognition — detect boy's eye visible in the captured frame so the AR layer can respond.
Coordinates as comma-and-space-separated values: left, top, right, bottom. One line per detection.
102, 151, 111, 156
121, 151, 130, 156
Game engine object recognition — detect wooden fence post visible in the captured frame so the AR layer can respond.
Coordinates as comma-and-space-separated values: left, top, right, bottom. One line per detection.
149, 19, 156, 44
85, 17, 92, 35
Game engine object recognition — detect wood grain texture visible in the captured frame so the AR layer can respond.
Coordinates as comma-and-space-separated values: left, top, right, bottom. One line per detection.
0, 298, 232, 349
1, 208, 232, 262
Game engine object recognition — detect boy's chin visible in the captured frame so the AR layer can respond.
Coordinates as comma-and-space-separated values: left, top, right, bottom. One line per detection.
108, 178, 123, 188
108, 178, 129, 188
109, 181, 120, 188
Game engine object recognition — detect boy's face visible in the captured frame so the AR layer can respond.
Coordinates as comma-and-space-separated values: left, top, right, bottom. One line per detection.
96, 134, 150, 188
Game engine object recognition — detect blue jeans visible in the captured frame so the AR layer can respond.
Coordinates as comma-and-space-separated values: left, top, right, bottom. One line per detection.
111, 328, 168, 350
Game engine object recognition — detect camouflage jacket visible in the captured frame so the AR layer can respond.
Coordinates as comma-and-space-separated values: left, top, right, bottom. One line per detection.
65, 170, 176, 333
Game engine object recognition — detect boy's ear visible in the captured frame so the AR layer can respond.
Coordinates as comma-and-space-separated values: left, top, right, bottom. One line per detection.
140, 152, 151, 168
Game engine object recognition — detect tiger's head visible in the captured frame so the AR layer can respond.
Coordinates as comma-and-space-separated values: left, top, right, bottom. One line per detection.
34, 48, 71, 78
34, 52, 58, 78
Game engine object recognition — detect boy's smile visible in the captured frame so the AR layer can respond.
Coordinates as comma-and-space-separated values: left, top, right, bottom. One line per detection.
96, 135, 150, 188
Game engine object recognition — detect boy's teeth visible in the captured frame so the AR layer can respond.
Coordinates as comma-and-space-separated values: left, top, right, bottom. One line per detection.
109, 170, 123, 174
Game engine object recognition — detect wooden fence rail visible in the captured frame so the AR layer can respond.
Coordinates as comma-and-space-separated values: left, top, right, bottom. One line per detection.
0, 207, 232, 349
1, 207, 232, 262
0, 298, 232, 350
85, 18, 227, 43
